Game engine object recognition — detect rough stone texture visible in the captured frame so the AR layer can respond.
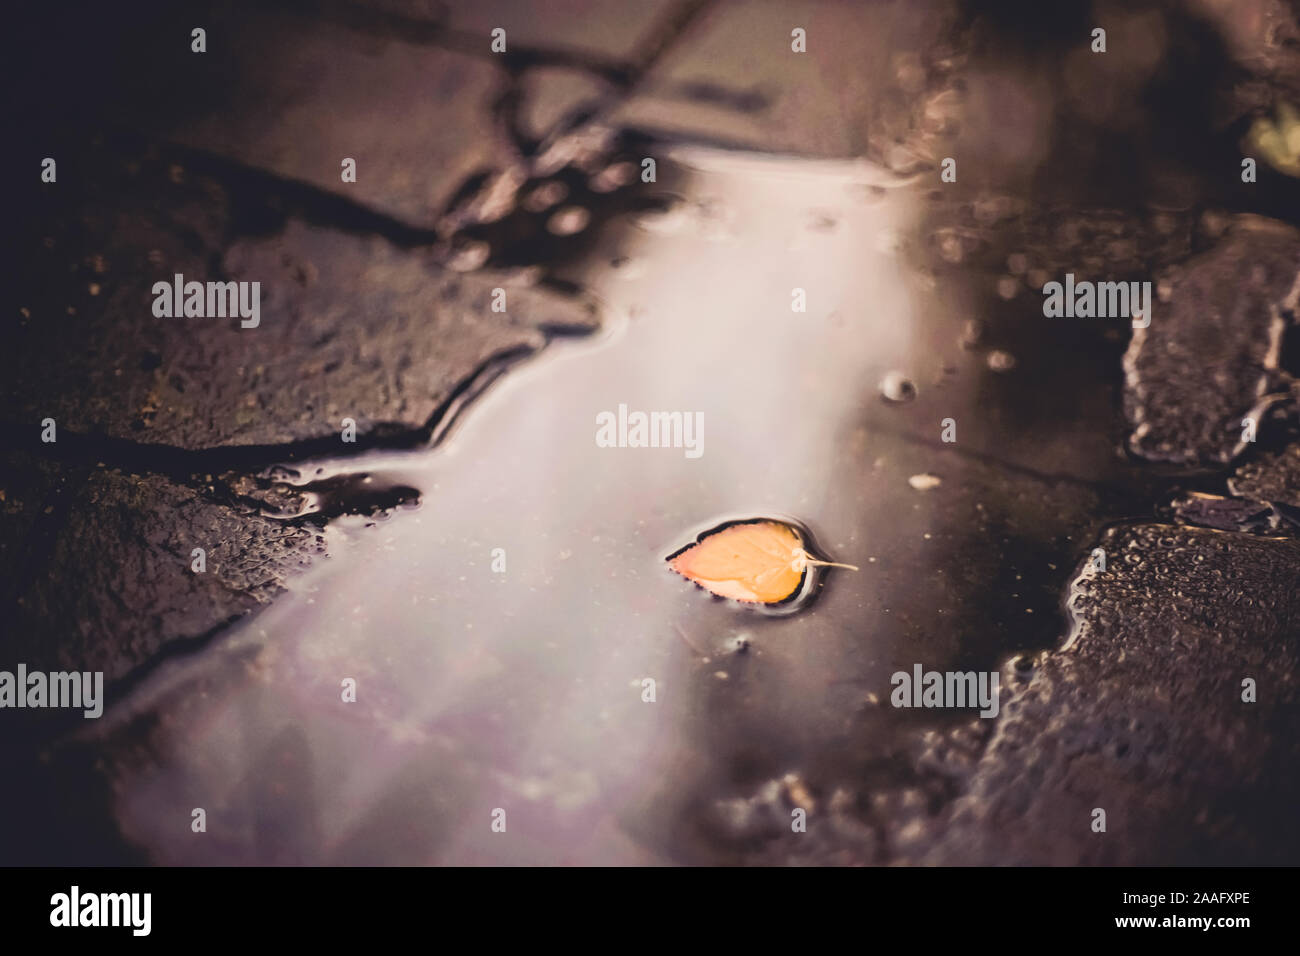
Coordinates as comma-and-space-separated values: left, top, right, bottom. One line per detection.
0, 451, 325, 684
123, 7, 510, 231
9, 142, 597, 453
1232, 443, 1300, 508
1189, 0, 1300, 106
5, 3, 604, 698
1172, 490, 1280, 534
6, 0, 1300, 867
614, 0, 965, 163
684, 437, 1300, 865
1123, 216, 1300, 465
921, 522, 1300, 865
915, 200, 1198, 299
5, 130, 598, 688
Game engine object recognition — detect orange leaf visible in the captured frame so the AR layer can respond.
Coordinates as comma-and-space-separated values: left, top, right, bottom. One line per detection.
667, 521, 857, 604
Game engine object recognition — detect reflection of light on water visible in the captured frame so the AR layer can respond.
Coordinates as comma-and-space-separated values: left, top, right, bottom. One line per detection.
80, 151, 961, 865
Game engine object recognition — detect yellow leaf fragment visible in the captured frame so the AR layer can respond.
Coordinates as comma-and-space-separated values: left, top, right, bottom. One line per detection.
667, 521, 857, 604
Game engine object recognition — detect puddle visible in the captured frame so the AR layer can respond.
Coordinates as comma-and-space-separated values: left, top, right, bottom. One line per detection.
76, 146, 1154, 864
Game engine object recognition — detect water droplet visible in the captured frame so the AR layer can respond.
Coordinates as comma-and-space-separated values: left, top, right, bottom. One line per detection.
879, 371, 917, 403
908, 473, 942, 491
987, 350, 1017, 372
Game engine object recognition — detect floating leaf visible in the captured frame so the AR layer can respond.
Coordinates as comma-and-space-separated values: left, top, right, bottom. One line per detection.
667, 520, 858, 604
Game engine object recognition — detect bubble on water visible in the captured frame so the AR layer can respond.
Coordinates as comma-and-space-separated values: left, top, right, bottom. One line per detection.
547, 206, 591, 236
987, 350, 1017, 372
726, 633, 751, 654
996, 275, 1019, 299
879, 371, 917, 403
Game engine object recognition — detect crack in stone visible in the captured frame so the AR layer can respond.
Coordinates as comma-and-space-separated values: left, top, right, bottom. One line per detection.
3, 342, 539, 492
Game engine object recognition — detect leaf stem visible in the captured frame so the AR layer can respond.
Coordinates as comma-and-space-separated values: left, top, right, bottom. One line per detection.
792, 548, 859, 572
804, 559, 861, 571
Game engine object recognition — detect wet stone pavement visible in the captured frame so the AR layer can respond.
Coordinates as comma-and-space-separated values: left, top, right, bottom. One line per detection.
4, 0, 1300, 865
